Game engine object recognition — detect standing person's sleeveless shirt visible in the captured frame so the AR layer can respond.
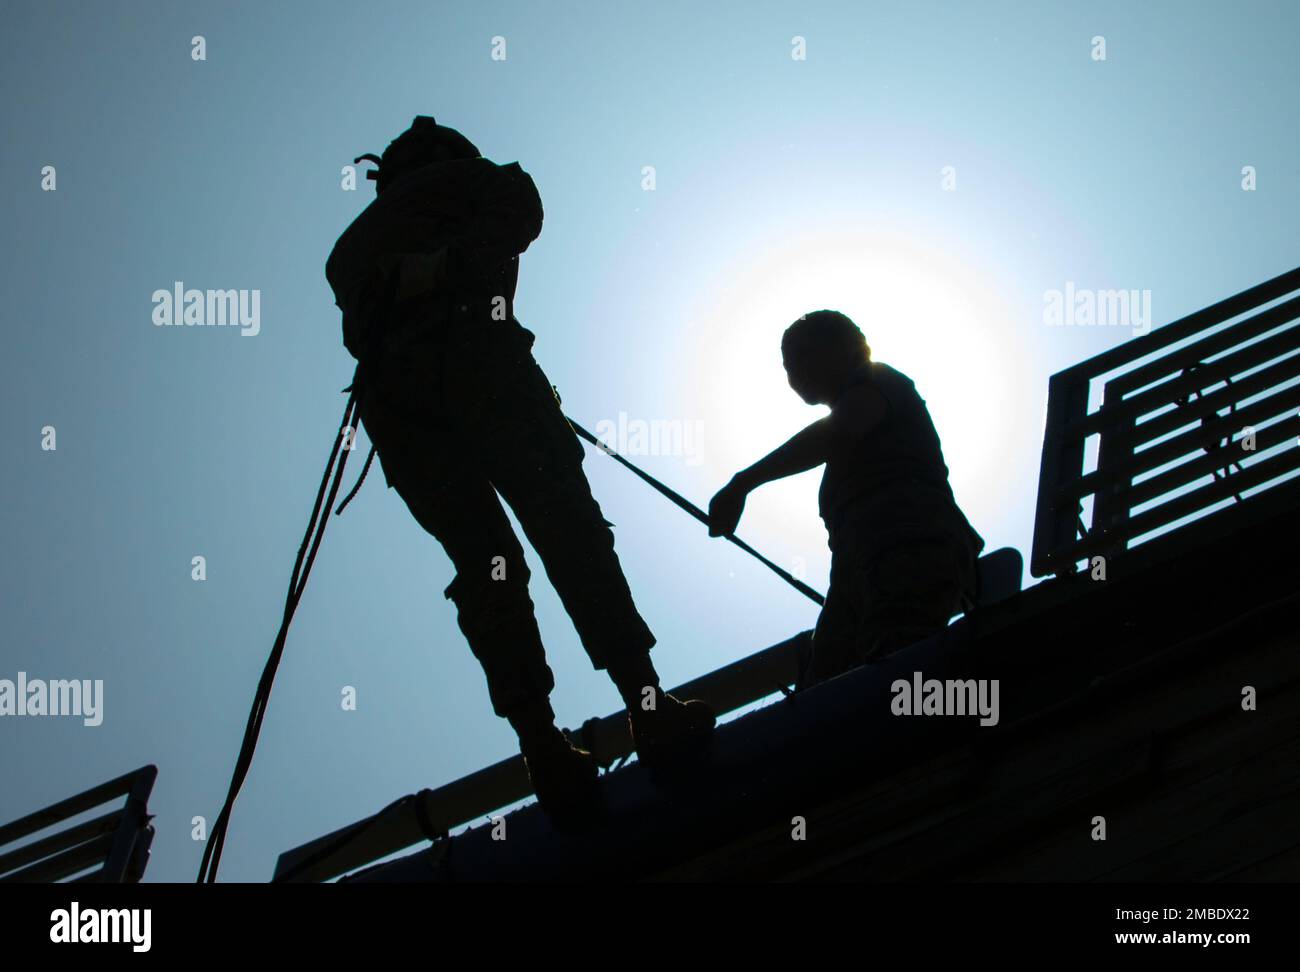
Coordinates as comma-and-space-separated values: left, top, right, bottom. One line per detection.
818, 360, 985, 562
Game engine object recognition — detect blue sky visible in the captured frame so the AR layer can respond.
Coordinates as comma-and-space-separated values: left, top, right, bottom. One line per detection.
3, 0, 1297, 881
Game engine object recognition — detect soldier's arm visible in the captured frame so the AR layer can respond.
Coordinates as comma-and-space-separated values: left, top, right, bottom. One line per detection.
465, 161, 545, 267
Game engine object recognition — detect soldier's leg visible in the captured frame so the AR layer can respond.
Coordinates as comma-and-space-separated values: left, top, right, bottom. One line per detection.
352, 326, 613, 821
357, 352, 555, 720
436, 318, 714, 765
410, 477, 557, 719
463, 332, 656, 675
377, 435, 609, 811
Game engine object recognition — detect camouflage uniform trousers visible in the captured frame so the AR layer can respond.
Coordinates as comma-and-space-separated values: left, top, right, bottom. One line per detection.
354, 308, 655, 718
800, 493, 980, 689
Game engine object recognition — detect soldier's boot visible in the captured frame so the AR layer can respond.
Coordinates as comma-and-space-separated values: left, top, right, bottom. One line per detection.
627, 691, 717, 767
508, 699, 601, 826
608, 655, 716, 766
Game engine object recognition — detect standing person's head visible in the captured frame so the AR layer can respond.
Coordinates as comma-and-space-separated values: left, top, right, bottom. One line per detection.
781, 310, 871, 405
355, 115, 481, 195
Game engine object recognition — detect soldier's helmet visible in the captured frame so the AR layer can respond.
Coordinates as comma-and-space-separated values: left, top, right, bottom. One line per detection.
354, 115, 481, 194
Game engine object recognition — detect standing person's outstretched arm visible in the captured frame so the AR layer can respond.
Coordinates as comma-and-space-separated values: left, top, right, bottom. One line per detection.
707, 418, 831, 537
707, 383, 886, 536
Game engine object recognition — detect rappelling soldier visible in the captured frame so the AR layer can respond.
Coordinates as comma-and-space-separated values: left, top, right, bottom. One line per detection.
326, 116, 715, 821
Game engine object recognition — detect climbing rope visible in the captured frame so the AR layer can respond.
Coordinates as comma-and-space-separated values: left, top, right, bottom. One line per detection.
563, 415, 826, 607
197, 370, 363, 883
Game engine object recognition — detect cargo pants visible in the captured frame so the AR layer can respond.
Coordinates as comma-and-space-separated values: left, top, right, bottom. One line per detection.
355, 304, 656, 718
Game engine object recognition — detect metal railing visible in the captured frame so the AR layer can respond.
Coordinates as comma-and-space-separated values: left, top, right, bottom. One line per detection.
0, 765, 157, 883
273, 630, 811, 882
275, 547, 1023, 883
1031, 265, 1300, 577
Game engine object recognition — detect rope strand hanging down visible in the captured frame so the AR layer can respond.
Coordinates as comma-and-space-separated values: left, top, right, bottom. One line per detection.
197, 374, 363, 883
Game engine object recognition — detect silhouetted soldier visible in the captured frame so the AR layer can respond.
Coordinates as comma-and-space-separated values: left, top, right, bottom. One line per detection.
708, 310, 984, 686
326, 116, 713, 819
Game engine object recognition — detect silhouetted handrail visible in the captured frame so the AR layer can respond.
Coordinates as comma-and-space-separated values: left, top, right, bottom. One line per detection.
273, 630, 812, 882
0, 765, 157, 883
274, 544, 1026, 883
1032, 266, 1300, 576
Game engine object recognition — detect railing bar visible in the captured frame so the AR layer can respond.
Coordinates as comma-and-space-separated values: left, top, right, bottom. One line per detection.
1125, 417, 1298, 509
102, 766, 157, 883
0, 833, 116, 884
1128, 355, 1300, 448
0, 810, 123, 876
273, 632, 811, 882
1104, 319, 1300, 427
1031, 373, 1091, 576
1109, 297, 1300, 397
0, 770, 139, 848
1064, 316, 1300, 440
1053, 448, 1300, 563
1055, 266, 1300, 384
1061, 383, 1300, 504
